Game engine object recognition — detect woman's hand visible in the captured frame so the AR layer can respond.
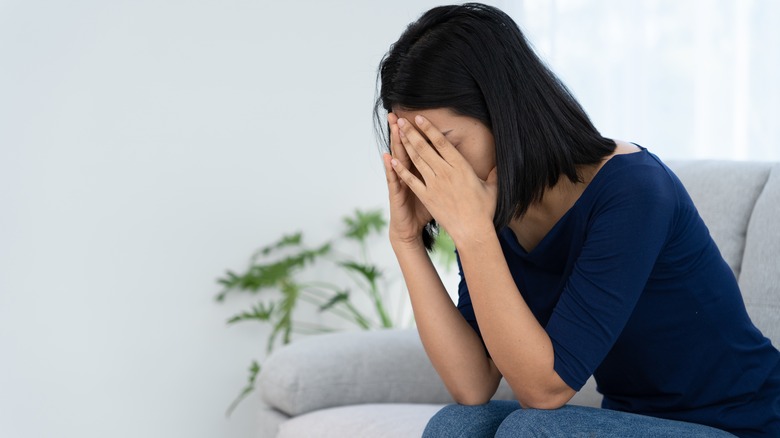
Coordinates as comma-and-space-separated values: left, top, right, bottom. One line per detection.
391, 115, 498, 248
383, 113, 434, 248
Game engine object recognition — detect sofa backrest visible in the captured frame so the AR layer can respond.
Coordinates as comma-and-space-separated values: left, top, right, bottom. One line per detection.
737, 164, 780, 346
668, 161, 778, 346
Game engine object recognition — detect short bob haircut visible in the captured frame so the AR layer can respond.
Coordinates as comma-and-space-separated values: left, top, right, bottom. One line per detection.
374, 3, 616, 250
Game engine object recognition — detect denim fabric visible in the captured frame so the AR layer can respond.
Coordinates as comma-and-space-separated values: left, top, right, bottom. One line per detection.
422, 402, 737, 438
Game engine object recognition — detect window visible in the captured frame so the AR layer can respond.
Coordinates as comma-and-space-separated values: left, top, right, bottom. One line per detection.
499, 0, 780, 160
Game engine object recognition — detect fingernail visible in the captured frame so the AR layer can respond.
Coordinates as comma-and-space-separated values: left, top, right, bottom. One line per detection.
415, 115, 425, 125
391, 158, 399, 167
397, 118, 406, 128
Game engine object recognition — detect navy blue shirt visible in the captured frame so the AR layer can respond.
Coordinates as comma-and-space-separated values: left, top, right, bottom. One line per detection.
456, 148, 780, 437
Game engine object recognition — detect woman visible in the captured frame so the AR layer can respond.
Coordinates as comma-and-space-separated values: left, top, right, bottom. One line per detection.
374, 3, 779, 437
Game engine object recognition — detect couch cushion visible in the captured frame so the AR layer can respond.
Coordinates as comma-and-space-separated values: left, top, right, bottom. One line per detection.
275, 385, 605, 438
568, 376, 601, 408
666, 161, 772, 278
276, 403, 444, 438
259, 329, 515, 416
738, 164, 780, 346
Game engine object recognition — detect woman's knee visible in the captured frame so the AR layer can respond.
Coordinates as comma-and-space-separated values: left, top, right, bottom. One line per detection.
494, 405, 738, 438
494, 407, 559, 437
422, 401, 521, 438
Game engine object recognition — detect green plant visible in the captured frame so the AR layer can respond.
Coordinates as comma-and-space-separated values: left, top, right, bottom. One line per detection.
215, 209, 388, 415
216, 208, 456, 416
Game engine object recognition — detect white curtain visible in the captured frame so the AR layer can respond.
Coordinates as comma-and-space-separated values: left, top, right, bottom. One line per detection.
497, 0, 780, 161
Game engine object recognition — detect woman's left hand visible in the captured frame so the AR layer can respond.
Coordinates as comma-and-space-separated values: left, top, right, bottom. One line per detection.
391, 115, 498, 247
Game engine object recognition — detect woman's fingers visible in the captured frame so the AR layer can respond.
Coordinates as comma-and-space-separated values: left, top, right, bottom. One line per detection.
388, 113, 412, 169
388, 114, 421, 189
383, 153, 402, 193
390, 155, 427, 198
388, 112, 399, 158
397, 118, 437, 179
412, 115, 467, 166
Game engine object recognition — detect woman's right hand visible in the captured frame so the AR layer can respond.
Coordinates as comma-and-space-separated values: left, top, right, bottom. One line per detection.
383, 112, 433, 248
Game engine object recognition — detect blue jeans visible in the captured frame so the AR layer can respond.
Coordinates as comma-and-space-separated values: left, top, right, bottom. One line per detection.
422, 401, 737, 437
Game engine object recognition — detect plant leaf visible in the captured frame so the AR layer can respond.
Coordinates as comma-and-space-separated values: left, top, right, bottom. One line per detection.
226, 302, 274, 324
225, 360, 262, 418
214, 270, 242, 301
217, 243, 332, 296
254, 232, 303, 260
266, 281, 299, 352
339, 261, 381, 284
319, 290, 349, 312
432, 227, 457, 271
343, 209, 386, 241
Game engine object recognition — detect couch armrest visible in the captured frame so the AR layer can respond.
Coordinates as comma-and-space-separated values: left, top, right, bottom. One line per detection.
258, 328, 514, 416
256, 400, 289, 438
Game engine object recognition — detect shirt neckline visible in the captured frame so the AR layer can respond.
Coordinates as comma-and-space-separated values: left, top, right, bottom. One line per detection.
503, 145, 648, 256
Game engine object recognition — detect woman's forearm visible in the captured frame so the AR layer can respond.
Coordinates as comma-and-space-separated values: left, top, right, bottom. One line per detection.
391, 237, 501, 404
455, 227, 576, 409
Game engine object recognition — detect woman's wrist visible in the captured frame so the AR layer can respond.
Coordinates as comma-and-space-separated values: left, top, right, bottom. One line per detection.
389, 230, 426, 253
449, 220, 497, 252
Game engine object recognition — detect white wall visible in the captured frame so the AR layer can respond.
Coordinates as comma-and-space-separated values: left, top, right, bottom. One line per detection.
1, 1, 776, 438
0, 1, 493, 437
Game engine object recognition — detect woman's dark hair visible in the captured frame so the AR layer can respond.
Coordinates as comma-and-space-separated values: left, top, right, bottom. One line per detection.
374, 3, 615, 250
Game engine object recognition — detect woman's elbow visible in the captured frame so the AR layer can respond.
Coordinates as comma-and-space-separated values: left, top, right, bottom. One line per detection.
517, 393, 568, 410
448, 385, 494, 405
453, 394, 492, 405
447, 382, 498, 406
513, 384, 576, 410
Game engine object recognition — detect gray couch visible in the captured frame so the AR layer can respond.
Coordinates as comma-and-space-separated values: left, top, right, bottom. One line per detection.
256, 161, 780, 438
